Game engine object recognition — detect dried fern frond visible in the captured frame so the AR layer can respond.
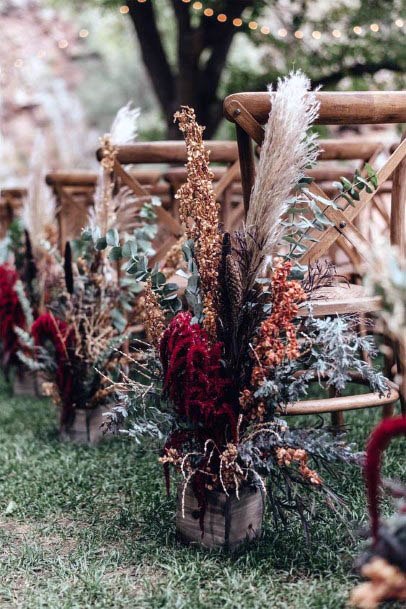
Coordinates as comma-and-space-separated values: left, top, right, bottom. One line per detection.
115, 187, 147, 235
23, 132, 57, 255
245, 71, 319, 286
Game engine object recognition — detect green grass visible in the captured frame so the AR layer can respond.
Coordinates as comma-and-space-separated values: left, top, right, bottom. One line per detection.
0, 373, 404, 609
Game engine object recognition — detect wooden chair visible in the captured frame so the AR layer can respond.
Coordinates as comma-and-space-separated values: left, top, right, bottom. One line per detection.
45, 170, 171, 252
0, 187, 27, 238
228, 137, 393, 270
224, 90, 405, 422
96, 141, 242, 265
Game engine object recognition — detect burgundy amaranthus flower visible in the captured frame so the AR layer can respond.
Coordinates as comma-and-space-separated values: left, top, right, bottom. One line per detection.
32, 312, 75, 423
0, 264, 26, 370
160, 312, 236, 441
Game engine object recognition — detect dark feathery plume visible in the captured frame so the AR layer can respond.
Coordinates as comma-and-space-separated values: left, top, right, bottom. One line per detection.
23, 229, 37, 286
64, 241, 74, 294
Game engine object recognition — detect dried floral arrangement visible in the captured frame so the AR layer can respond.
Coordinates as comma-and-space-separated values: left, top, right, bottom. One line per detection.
0, 135, 60, 379
16, 235, 132, 429
350, 416, 406, 609
98, 72, 389, 541
14, 103, 162, 429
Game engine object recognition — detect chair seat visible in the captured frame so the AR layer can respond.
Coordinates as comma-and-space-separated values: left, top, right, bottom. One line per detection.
298, 284, 382, 317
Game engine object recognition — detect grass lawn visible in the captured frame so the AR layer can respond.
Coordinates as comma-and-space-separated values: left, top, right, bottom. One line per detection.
0, 372, 404, 609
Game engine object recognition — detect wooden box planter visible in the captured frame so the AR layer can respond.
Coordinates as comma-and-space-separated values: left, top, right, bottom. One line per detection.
59, 406, 107, 445
176, 484, 264, 550
12, 369, 44, 397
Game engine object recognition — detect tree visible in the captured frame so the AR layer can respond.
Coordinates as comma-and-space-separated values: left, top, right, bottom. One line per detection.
126, 0, 263, 137
57, 0, 406, 137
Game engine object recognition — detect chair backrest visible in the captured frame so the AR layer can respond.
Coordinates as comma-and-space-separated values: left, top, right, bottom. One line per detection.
46, 172, 99, 252
0, 187, 27, 238
96, 140, 241, 264
224, 91, 406, 263
46, 170, 172, 252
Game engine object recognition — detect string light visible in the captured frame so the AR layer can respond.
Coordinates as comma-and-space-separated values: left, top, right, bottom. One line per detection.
370, 23, 379, 32
353, 26, 363, 34
58, 39, 69, 49
260, 26, 270, 35
332, 29, 342, 38
204, 8, 213, 16
192, 1, 202, 9
312, 30, 321, 39
278, 28, 287, 37
14, 59, 24, 68
79, 29, 89, 38
395, 18, 404, 27
233, 18, 242, 27
119, 5, 129, 13
248, 21, 258, 30
294, 30, 304, 39
217, 13, 227, 22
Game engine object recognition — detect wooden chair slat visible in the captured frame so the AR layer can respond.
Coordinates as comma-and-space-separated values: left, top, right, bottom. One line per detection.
224, 91, 406, 125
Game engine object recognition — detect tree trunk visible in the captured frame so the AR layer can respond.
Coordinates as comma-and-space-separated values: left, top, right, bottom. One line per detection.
127, 0, 252, 138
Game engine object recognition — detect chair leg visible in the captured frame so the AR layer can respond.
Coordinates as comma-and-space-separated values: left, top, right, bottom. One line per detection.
382, 335, 396, 419
329, 387, 345, 432
396, 349, 406, 416
331, 410, 345, 431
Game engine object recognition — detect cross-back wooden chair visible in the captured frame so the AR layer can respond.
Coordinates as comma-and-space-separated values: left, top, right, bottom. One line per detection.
46, 170, 171, 253
96, 141, 241, 265
46, 172, 97, 251
307, 138, 393, 278
0, 187, 27, 238
224, 91, 406, 423
227, 137, 392, 268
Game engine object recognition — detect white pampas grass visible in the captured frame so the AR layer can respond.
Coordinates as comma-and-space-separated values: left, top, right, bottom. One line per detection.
110, 102, 140, 146
23, 131, 56, 254
245, 71, 320, 280
90, 102, 141, 234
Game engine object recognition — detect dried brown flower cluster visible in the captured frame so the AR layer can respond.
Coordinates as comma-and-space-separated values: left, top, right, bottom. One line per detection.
97, 135, 118, 235
174, 106, 221, 338
251, 260, 305, 384
276, 447, 322, 485
70, 306, 116, 363
350, 558, 406, 609
161, 239, 187, 280
219, 443, 246, 491
239, 260, 305, 422
143, 279, 166, 348
99, 135, 118, 173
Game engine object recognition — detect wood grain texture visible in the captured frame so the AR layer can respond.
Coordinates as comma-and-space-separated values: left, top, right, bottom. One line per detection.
60, 406, 108, 445
297, 284, 382, 316
97, 140, 239, 164
12, 369, 41, 397
176, 484, 264, 550
224, 91, 406, 125
280, 385, 399, 415
390, 132, 406, 258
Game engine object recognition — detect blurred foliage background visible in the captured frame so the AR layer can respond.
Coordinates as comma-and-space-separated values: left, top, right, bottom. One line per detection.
0, 0, 405, 178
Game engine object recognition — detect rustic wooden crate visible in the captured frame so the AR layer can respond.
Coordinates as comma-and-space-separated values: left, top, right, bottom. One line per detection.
176, 483, 264, 550
12, 369, 41, 397
60, 406, 107, 445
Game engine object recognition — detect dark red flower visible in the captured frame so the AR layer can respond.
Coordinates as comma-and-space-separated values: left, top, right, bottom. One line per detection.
160, 312, 236, 441
0, 264, 26, 369
365, 416, 406, 543
31, 312, 76, 423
